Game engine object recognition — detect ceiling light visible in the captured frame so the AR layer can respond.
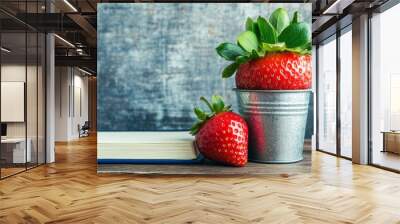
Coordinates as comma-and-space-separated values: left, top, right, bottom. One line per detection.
322, 0, 342, 14
76, 48, 86, 55
63, 0, 78, 12
1, 47, 11, 53
54, 34, 75, 48
78, 67, 93, 76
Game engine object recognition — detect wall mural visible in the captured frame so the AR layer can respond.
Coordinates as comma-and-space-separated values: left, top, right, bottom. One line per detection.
97, 3, 312, 132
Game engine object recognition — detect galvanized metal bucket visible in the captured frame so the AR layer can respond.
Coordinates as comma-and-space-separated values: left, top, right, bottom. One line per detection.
234, 89, 311, 163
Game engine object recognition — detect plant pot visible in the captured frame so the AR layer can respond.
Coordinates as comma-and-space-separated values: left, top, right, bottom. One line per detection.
234, 89, 311, 163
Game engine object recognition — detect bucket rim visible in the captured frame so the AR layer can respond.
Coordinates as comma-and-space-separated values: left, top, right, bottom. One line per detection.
233, 88, 312, 93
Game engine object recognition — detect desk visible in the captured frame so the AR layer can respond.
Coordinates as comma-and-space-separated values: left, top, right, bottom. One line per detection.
382, 131, 400, 154
1, 138, 31, 163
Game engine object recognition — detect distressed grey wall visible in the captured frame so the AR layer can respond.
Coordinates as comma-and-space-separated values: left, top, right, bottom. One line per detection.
98, 3, 312, 131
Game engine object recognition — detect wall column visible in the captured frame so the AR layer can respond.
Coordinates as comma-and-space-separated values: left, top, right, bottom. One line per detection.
46, 32, 55, 163
352, 14, 369, 164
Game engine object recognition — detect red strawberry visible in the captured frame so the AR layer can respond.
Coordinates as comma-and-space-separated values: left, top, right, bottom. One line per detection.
236, 52, 311, 90
190, 96, 248, 167
216, 9, 312, 90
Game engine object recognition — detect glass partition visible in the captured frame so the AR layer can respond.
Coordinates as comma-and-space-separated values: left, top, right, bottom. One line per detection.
0, 1, 46, 179
1, 31, 28, 177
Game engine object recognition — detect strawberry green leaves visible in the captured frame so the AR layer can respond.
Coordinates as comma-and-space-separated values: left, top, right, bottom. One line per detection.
222, 62, 239, 78
216, 30, 259, 78
194, 107, 207, 120
261, 42, 286, 52
211, 95, 226, 113
245, 18, 253, 31
269, 8, 290, 34
200, 96, 231, 114
275, 10, 311, 53
215, 7, 311, 78
278, 22, 310, 49
257, 17, 277, 44
190, 96, 232, 135
245, 18, 260, 39
245, 18, 255, 32
269, 8, 309, 49
291, 11, 300, 24
237, 31, 258, 53
216, 43, 247, 61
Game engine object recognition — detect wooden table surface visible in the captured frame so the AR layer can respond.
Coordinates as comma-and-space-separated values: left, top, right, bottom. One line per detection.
98, 151, 311, 175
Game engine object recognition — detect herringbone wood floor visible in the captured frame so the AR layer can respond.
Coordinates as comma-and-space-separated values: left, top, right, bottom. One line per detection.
1, 135, 400, 224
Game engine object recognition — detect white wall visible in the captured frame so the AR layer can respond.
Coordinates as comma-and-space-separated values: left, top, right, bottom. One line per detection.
72, 73, 89, 138
1, 65, 26, 140
55, 66, 69, 141
55, 67, 89, 141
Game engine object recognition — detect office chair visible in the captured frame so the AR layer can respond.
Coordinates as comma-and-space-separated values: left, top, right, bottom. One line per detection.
79, 121, 90, 138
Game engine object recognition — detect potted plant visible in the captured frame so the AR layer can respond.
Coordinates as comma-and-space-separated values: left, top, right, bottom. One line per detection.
216, 8, 311, 163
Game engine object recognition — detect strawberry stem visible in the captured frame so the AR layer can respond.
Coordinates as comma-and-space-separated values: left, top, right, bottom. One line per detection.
200, 96, 214, 112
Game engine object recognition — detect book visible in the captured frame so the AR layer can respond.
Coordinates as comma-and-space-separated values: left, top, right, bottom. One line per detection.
97, 131, 202, 164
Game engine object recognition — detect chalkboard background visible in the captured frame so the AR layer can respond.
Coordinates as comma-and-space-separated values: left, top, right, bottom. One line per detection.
98, 3, 312, 132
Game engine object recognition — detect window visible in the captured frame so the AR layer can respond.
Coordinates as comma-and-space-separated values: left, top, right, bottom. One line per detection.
371, 3, 400, 171
340, 28, 352, 158
317, 36, 337, 154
